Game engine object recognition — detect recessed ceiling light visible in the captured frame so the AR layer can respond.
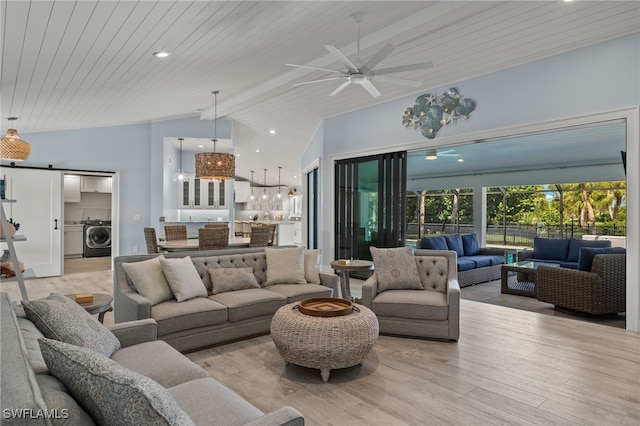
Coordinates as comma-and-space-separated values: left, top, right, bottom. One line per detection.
236, 154, 240, 157
256, 149, 260, 153
198, 144, 204, 148
457, 158, 464, 163
269, 129, 276, 135
153, 51, 170, 58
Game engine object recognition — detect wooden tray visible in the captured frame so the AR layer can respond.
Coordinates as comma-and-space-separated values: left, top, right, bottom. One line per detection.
298, 297, 353, 317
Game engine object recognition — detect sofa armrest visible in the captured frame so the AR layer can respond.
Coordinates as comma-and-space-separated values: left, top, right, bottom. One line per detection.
360, 275, 378, 308
114, 288, 152, 323
242, 406, 304, 426
518, 249, 533, 261
447, 278, 461, 303
478, 247, 507, 256
319, 272, 339, 297
108, 318, 157, 348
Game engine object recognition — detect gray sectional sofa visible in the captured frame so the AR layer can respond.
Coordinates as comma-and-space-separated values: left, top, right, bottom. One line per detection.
417, 234, 505, 287
114, 247, 339, 352
0, 292, 304, 426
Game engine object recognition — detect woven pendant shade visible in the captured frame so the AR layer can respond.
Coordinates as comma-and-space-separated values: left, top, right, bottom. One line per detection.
1, 128, 31, 161
195, 152, 235, 180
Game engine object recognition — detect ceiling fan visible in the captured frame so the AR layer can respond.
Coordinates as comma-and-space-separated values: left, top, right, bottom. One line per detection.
287, 22, 432, 98
425, 149, 459, 160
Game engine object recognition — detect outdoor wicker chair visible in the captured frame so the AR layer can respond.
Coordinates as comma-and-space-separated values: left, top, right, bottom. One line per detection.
536, 253, 626, 315
198, 227, 229, 250
164, 225, 187, 241
249, 226, 270, 247
143, 227, 160, 254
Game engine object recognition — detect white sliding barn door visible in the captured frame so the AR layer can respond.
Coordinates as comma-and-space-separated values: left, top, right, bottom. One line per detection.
3, 168, 63, 277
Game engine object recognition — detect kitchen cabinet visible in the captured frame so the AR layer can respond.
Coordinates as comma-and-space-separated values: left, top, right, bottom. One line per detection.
64, 225, 83, 257
81, 176, 112, 193
63, 175, 81, 202
234, 181, 251, 203
178, 175, 229, 209
293, 221, 302, 245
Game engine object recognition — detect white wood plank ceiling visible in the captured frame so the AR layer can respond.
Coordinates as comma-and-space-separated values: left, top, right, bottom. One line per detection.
1, 1, 639, 187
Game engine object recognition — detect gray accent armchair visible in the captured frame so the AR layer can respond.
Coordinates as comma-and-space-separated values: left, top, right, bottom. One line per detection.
361, 249, 460, 341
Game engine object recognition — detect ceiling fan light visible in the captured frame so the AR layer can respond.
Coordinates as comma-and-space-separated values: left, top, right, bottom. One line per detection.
425, 149, 438, 160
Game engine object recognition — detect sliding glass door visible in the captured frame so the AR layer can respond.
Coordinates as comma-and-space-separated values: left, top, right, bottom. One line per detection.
335, 152, 407, 261
306, 167, 319, 249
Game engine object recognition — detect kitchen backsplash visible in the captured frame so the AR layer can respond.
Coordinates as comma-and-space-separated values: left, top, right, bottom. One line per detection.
177, 209, 229, 222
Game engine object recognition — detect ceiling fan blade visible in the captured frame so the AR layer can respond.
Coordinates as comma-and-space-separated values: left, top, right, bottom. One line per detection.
329, 81, 351, 97
373, 62, 433, 75
293, 77, 345, 87
324, 45, 359, 73
361, 43, 396, 72
373, 75, 422, 88
360, 79, 382, 98
286, 64, 342, 73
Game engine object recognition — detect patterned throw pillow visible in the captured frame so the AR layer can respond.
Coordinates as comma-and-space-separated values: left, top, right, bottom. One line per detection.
22, 293, 121, 357
38, 338, 194, 426
370, 247, 423, 293
207, 267, 260, 294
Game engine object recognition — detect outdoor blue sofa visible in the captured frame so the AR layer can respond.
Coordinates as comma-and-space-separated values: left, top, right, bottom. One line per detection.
417, 234, 504, 287
518, 236, 613, 269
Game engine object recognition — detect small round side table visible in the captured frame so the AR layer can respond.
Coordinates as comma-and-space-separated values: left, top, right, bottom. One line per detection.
66, 293, 113, 323
330, 260, 374, 300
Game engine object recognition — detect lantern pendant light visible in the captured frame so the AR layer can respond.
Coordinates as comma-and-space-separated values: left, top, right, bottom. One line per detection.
261, 169, 269, 202
271, 166, 283, 208
195, 91, 235, 180
1, 117, 31, 161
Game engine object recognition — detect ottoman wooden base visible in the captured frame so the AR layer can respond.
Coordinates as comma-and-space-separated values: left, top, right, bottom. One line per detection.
270, 302, 379, 382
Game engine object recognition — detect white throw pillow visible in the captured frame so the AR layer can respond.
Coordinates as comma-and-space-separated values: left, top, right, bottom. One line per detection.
122, 256, 173, 305
370, 246, 423, 292
264, 246, 306, 285
304, 249, 322, 284
159, 256, 207, 302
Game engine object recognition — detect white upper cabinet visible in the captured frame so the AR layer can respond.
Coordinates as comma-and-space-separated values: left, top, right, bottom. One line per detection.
178, 174, 229, 209
81, 176, 112, 193
63, 175, 81, 202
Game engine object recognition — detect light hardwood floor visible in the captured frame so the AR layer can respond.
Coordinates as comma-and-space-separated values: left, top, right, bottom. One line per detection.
4, 271, 639, 425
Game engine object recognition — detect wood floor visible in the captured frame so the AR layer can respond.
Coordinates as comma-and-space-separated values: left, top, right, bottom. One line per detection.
3, 270, 638, 425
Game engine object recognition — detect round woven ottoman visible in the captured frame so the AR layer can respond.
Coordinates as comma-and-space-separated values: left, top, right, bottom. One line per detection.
270, 302, 379, 382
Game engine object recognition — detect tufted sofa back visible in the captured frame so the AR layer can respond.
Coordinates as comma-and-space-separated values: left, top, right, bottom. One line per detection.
413, 249, 458, 294
192, 252, 268, 292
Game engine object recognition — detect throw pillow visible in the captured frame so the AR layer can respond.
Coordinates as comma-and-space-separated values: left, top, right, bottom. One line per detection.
419, 236, 448, 250
122, 256, 173, 305
577, 247, 626, 271
38, 338, 194, 426
444, 234, 464, 257
207, 267, 260, 295
566, 239, 611, 262
461, 234, 480, 256
264, 246, 306, 285
22, 293, 120, 357
532, 237, 570, 261
304, 249, 322, 284
159, 256, 207, 302
370, 246, 423, 292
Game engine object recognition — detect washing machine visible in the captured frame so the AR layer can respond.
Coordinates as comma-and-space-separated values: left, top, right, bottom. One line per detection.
83, 220, 112, 257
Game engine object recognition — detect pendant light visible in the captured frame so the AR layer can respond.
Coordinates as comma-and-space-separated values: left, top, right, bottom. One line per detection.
247, 170, 256, 203
261, 169, 269, 202
271, 166, 283, 209
195, 91, 235, 180
172, 138, 185, 182
1, 117, 31, 161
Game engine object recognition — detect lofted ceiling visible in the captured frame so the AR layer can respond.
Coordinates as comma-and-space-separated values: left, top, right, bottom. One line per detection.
1, 1, 639, 188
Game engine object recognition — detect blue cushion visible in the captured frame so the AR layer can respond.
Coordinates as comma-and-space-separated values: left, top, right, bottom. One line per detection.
577, 247, 626, 271
472, 256, 492, 268
461, 234, 480, 256
487, 255, 505, 266
444, 234, 464, 257
557, 262, 579, 269
566, 239, 611, 262
457, 259, 476, 272
419, 236, 448, 250
532, 237, 570, 261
